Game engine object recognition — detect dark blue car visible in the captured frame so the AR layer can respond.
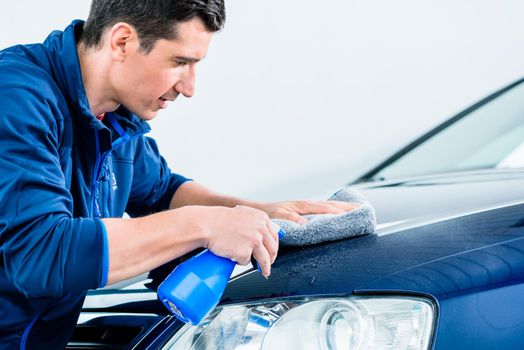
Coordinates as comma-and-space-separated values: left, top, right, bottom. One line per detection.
70, 78, 524, 350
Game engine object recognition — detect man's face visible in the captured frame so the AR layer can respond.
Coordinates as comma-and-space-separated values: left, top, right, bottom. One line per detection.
110, 18, 212, 120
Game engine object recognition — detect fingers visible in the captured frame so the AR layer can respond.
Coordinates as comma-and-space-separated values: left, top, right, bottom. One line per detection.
230, 206, 279, 276
279, 211, 308, 225
266, 222, 279, 263
294, 200, 360, 215
252, 240, 272, 278
250, 219, 280, 276
328, 201, 360, 212
251, 221, 279, 277
268, 221, 279, 241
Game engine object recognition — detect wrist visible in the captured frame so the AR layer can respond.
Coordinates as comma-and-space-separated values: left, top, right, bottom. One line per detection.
178, 205, 211, 249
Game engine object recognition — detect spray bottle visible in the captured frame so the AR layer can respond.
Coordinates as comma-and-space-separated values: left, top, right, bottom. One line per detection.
157, 226, 285, 325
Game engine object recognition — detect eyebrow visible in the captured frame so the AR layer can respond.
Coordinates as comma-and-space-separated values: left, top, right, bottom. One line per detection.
170, 55, 204, 63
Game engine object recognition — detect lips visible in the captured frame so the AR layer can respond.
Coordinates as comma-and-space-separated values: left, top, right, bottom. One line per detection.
158, 97, 169, 109
158, 93, 178, 109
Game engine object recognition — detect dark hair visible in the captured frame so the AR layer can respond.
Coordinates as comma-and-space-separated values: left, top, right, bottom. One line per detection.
80, 0, 225, 53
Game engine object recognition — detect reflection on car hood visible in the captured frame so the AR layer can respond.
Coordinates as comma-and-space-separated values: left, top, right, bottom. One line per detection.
85, 170, 524, 312
358, 169, 524, 228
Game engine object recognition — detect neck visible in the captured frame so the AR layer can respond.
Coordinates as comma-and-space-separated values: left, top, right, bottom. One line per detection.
77, 43, 120, 116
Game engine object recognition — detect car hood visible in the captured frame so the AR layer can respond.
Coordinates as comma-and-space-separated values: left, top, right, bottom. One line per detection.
221, 169, 524, 303
84, 170, 524, 312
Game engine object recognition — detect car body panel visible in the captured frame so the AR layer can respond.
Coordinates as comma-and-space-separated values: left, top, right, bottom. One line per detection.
223, 172, 524, 302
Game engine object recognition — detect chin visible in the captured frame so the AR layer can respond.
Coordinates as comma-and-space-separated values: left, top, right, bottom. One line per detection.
135, 110, 159, 121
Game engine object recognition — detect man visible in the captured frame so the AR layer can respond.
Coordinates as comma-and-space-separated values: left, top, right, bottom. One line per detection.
0, 0, 357, 348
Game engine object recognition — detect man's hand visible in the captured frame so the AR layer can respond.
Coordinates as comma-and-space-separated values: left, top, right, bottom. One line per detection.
189, 205, 279, 278
166, 182, 359, 278
253, 200, 360, 224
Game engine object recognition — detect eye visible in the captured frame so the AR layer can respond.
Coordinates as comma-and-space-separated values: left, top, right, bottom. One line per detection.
173, 60, 188, 68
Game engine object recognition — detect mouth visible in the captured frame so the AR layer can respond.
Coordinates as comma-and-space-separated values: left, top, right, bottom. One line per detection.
158, 94, 177, 109
158, 97, 172, 109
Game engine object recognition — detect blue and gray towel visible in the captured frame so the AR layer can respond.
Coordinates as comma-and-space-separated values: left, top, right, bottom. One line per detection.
273, 189, 376, 246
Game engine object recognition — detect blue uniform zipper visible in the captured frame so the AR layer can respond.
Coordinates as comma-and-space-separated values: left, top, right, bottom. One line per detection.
91, 114, 148, 218
92, 129, 102, 217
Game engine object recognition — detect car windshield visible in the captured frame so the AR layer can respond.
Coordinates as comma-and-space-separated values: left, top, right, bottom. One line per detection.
372, 80, 524, 181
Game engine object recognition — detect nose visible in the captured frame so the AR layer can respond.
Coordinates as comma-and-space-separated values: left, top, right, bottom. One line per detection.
174, 64, 196, 98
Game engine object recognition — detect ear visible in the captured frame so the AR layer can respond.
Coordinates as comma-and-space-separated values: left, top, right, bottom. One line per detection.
108, 22, 139, 61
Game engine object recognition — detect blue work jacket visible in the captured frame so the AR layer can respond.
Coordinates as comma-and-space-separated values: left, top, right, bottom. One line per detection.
0, 21, 189, 349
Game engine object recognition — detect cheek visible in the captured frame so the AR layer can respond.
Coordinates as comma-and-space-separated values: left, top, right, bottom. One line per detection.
159, 70, 179, 89
142, 70, 178, 98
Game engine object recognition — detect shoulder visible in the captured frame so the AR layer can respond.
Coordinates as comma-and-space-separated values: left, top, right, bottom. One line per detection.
0, 46, 66, 136
0, 64, 64, 148
0, 44, 61, 100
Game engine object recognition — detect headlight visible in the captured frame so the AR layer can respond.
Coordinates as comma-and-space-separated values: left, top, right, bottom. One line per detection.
162, 295, 436, 350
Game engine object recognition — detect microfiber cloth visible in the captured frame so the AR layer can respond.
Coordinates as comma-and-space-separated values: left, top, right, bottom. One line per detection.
273, 189, 376, 246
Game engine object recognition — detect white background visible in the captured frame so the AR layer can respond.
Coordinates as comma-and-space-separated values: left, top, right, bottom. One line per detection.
2, 1, 524, 201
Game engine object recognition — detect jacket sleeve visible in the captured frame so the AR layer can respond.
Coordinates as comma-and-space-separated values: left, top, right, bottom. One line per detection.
125, 136, 191, 217
0, 67, 107, 298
